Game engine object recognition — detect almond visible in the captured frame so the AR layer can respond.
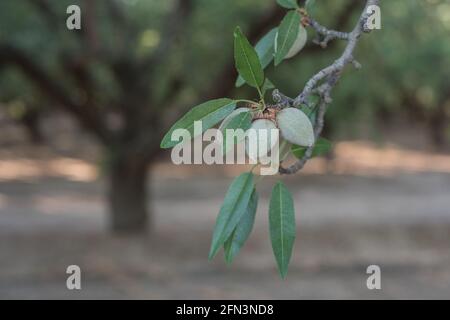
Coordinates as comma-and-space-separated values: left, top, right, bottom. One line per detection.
276, 107, 314, 147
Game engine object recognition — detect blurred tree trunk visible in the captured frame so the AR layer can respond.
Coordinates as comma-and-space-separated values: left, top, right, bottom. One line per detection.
19, 108, 44, 144
429, 104, 448, 149
108, 151, 149, 233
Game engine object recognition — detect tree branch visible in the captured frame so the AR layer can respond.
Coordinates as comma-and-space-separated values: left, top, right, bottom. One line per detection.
307, 0, 365, 49
279, 0, 380, 174
0, 44, 111, 143
309, 17, 350, 47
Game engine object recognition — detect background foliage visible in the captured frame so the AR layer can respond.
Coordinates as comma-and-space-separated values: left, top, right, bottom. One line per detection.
1, 0, 449, 145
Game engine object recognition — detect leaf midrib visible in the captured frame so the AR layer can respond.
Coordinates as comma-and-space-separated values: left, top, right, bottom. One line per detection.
220, 174, 252, 244
278, 184, 285, 272
184, 102, 233, 134
211, 173, 253, 258
239, 36, 259, 87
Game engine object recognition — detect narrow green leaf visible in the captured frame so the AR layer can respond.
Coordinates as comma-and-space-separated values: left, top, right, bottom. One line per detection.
276, 0, 299, 9
221, 111, 252, 154
275, 11, 301, 66
302, 94, 320, 123
254, 28, 278, 70
269, 181, 296, 279
236, 28, 277, 87
223, 189, 258, 264
306, 106, 318, 124
160, 98, 235, 149
209, 172, 255, 259
307, 94, 320, 109
291, 137, 332, 159
234, 27, 264, 89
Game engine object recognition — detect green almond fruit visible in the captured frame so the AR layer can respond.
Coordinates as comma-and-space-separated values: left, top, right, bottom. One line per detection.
276, 107, 314, 147
246, 119, 279, 161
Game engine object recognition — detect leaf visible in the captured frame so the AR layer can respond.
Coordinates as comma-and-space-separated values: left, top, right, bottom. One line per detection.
301, 95, 319, 124
285, 24, 308, 59
291, 137, 332, 159
269, 181, 296, 279
160, 98, 236, 149
218, 107, 251, 132
307, 94, 320, 109
304, 103, 319, 124
253, 28, 278, 70
209, 172, 255, 259
276, 0, 299, 9
236, 28, 277, 87
275, 11, 301, 66
305, 0, 316, 15
221, 111, 252, 154
223, 189, 258, 264
261, 78, 276, 95
234, 27, 265, 89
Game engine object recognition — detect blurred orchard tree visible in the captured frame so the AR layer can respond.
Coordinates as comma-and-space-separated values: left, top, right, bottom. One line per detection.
0, 0, 292, 233
0, 0, 449, 234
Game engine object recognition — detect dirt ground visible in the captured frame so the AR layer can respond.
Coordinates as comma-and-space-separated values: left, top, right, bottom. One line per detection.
0, 152, 449, 299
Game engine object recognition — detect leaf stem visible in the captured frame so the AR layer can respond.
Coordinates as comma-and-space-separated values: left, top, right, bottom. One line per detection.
236, 99, 257, 105
256, 86, 266, 109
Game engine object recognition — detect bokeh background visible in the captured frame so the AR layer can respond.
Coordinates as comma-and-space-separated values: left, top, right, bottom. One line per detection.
0, 0, 449, 299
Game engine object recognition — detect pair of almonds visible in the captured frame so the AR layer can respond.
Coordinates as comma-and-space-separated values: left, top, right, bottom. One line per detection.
248, 108, 314, 155
220, 107, 314, 160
